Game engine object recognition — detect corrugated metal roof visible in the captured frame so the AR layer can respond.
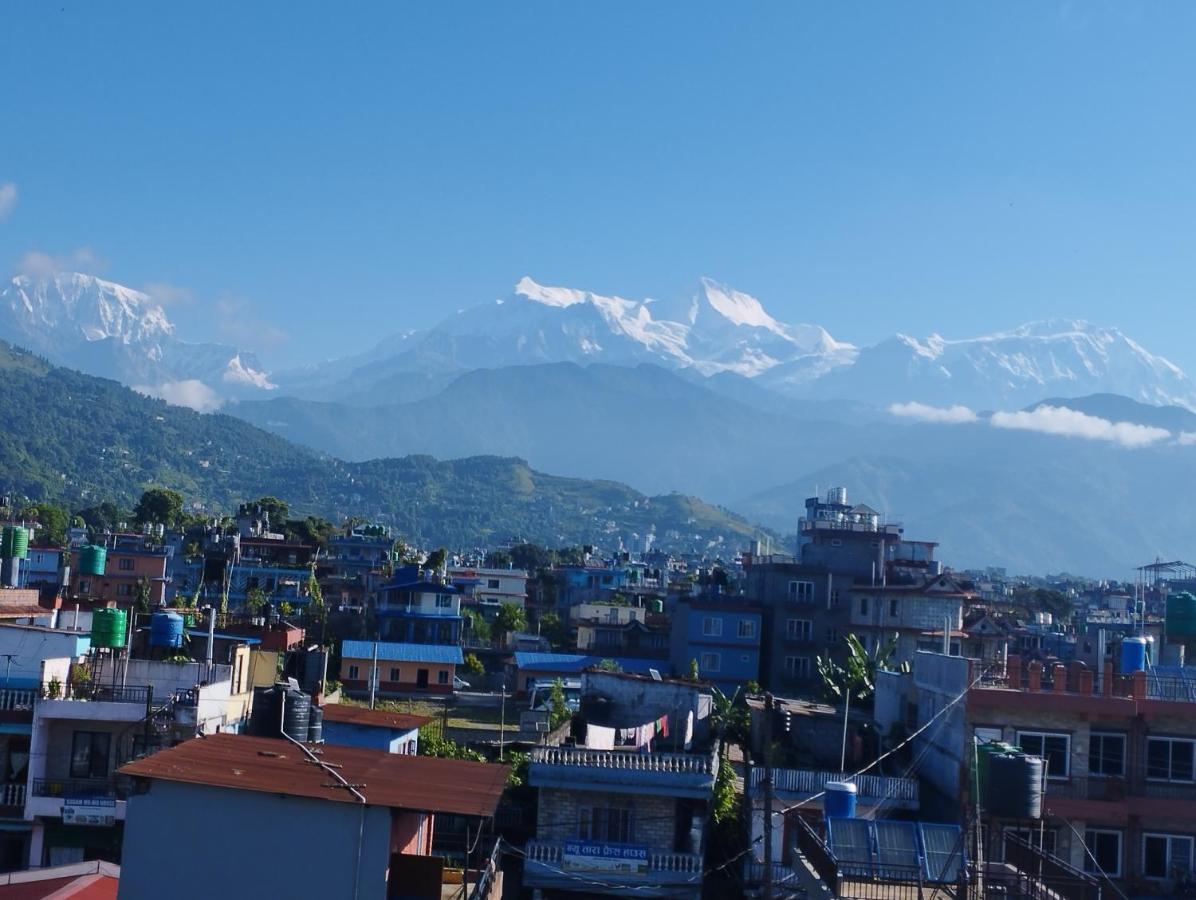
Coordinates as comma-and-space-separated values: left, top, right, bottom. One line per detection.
119, 733, 506, 818
321, 703, 431, 732
341, 641, 464, 664
513, 652, 660, 674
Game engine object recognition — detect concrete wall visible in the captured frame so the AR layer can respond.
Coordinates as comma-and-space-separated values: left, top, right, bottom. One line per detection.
341, 657, 457, 692
0, 627, 88, 689
581, 671, 712, 745
910, 651, 970, 801
120, 780, 394, 900
323, 722, 419, 755
537, 787, 679, 849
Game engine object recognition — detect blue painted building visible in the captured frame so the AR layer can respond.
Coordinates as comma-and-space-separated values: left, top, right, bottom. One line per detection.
376, 566, 463, 645
511, 652, 660, 696
320, 703, 427, 754
669, 599, 762, 692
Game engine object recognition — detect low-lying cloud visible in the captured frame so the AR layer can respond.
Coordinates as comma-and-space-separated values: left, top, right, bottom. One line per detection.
14, 246, 105, 278
991, 405, 1170, 448
134, 380, 224, 413
0, 183, 16, 221
888, 401, 979, 424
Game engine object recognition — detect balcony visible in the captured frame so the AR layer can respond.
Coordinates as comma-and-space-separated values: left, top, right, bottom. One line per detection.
27, 776, 131, 821
971, 655, 1196, 708
753, 768, 919, 811
523, 840, 701, 897
0, 783, 25, 817
529, 746, 718, 799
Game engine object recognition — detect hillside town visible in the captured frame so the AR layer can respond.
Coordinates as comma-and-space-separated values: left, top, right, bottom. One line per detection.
0, 486, 1188, 899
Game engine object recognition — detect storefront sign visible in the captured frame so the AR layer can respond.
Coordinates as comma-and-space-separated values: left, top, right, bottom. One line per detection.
562, 841, 649, 874
62, 797, 116, 827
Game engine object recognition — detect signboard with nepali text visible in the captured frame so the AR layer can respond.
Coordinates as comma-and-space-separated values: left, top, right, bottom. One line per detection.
562, 841, 649, 874
62, 797, 116, 827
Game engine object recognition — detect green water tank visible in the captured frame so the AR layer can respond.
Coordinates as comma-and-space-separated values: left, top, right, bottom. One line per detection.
0, 526, 29, 559
973, 740, 1018, 808
649, 598, 664, 614
79, 545, 108, 577
1166, 592, 1196, 638
90, 608, 128, 649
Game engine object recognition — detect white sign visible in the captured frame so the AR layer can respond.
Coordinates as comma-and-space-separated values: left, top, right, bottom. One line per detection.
562, 841, 649, 874
62, 797, 116, 827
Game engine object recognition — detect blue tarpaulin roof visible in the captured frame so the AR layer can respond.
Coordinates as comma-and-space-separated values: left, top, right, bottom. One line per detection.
513, 652, 659, 675
342, 640, 464, 665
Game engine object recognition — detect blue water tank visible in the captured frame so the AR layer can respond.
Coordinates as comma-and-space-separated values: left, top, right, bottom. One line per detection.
824, 781, 858, 819
149, 611, 185, 649
1120, 637, 1148, 674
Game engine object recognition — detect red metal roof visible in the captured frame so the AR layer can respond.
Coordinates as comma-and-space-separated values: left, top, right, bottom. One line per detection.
0, 863, 119, 899
320, 703, 432, 732
118, 733, 507, 817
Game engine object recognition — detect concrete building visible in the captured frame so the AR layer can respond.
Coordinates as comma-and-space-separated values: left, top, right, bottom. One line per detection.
68, 543, 168, 608
375, 566, 463, 645
669, 598, 762, 692
450, 566, 529, 618
340, 640, 464, 696
320, 703, 429, 754
117, 733, 508, 900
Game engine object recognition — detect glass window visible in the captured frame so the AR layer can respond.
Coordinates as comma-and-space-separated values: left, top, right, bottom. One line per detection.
825, 628, 839, 644
487, 579, 500, 589
787, 581, 814, 603
859, 596, 869, 616
70, 731, 111, 779
1147, 738, 1195, 782
348, 664, 360, 680
579, 805, 633, 843
700, 652, 721, 673
118, 558, 134, 571
435, 594, 454, 608
438, 670, 449, 684
1083, 829, 1121, 878
784, 656, 810, 678
702, 617, 723, 637
786, 619, 812, 642
1143, 833, 1194, 879
1089, 733, 1125, 777
1017, 731, 1070, 778
737, 619, 756, 639
889, 598, 899, 618
389, 667, 401, 682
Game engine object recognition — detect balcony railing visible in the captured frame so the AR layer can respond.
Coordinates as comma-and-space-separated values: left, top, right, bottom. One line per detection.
976, 656, 1196, 704
0, 689, 35, 712
39, 683, 151, 705
1046, 768, 1196, 803
31, 776, 131, 800
0, 783, 25, 809
753, 768, 919, 806
524, 840, 702, 877
531, 746, 716, 776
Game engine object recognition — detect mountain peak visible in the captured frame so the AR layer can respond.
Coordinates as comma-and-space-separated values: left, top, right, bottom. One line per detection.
694, 277, 783, 332
512, 276, 588, 308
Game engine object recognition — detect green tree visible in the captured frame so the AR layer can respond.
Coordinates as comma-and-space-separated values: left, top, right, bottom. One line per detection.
536, 611, 569, 649
245, 587, 268, 614
75, 502, 123, 535
423, 547, 447, 573
816, 633, 899, 706
464, 611, 492, 645
134, 576, 153, 614
596, 658, 622, 673
134, 488, 184, 527
484, 549, 512, 568
711, 752, 737, 824
417, 725, 485, 762
253, 496, 290, 525
463, 653, 485, 676
19, 503, 70, 546
510, 543, 553, 572
548, 677, 571, 730
494, 602, 527, 643
688, 658, 700, 682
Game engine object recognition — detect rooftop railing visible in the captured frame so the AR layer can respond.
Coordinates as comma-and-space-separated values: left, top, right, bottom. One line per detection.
753, 768, 919, 805
0, 689, 35, 712
31, 775, 132, 800
530, 745, 716, 776
975, 655, 1196, 704
524, 841, 702, 877
39, 683, 151, 705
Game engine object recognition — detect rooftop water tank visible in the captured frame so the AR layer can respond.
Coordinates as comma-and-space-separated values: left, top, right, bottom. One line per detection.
79, 545, 107, 577
649, 598, 664, 614
986, 753, 1044, 819
149, 611, 185, 649
249, 683, 313, 741
827, 487, 848, 506
823, 781, 858, 820
90, 608, 128, 649
1120, 636, 1148, 674
307, 705, 324, 744
1166, 592, 1196, 638
0, 526, 29, 560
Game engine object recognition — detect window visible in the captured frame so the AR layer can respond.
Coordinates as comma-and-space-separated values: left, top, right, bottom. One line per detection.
784, 656, 810, 679
737, 619, 756, 639
830, 538, 842, 548
116, 583, 133, 597
438, 670, 449, 685
118, 557, 134, 571
700, 652, 721, 673
1083, 829, 1122, 878
1147, 737, 1195, 782
786, 619, 812, 642
435, 594, 454, 608
830, 588, 840, 607
859, 596, 869, 616
702, 617, 723, 637
70, 731, 111, 779
579, 805, 633, 843
787, 581, 814, 603
348, 664, 360, 680
825, 628, 840, 644
78, 579, 90, 594
1017, 731, 1070, 779
488, 579, 501, 589
889, 598, 899, 618
1143, 833, 1194, 879
389, 667, 401, 682
1089, 733, 1126, 778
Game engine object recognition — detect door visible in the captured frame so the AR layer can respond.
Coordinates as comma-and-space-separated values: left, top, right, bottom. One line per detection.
417, 668, 429, 688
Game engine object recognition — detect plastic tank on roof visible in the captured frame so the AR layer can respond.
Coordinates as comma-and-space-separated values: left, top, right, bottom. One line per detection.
823, 781, 858, 819
1120, 636, 1148, 674
90, 608, 128, 649
986, 753, 1044, 819
79, 545, 107, 577
149, 611, 185, 649
0, 526, 29, 559
1167, 592, 1196, 638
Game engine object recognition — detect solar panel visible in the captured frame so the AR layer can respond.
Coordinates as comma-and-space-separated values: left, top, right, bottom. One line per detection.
827, 817, 874, 877
920, 822, 966, 883
874, 820, 921, 878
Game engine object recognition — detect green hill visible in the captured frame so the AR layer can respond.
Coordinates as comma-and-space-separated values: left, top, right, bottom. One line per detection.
0, 342, 763, 550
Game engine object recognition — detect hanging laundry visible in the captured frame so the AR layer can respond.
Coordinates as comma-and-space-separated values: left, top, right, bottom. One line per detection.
660, 714, 669, 739
683, 710, 694, 750
586, 724, 615, 750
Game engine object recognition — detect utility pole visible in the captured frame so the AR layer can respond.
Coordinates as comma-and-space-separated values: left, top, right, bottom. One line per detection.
763, 692, 774, 900
840, 684, 851, 772
369, 641, 378, 710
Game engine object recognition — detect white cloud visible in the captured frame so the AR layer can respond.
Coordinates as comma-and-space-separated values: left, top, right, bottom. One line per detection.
990, 405, 1170, 448
1177, 432, 1196, 446
141, 282, 193, 307
134, 380, 224, 413
14, 246, 105, 278
0, 183, 16, 220
215, 296, 289, 349
888, 401, 979, 424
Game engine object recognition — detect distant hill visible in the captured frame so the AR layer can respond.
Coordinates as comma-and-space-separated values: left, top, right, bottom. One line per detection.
0, 342, 763, 551
1025, 393, 1196, 433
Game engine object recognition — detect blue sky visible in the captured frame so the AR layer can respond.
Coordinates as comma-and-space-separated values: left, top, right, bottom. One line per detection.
3, 1, 1196, 369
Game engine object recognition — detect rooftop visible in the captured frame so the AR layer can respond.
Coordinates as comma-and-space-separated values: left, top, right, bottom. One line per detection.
0, 861, 119, 899
320, 703, 432, 732
341, 640, 464, 665
118, 733, 507, 817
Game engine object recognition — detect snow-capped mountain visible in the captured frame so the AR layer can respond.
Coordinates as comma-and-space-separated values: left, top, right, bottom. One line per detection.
813, 319, 1196, 411
0, 273, 274, 407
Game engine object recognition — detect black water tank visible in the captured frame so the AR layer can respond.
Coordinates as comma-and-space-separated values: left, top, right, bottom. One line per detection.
307, 706, 324, 743
987, 753, 1044, 819
249, 685, 281, 737
282, 688, 311, 741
